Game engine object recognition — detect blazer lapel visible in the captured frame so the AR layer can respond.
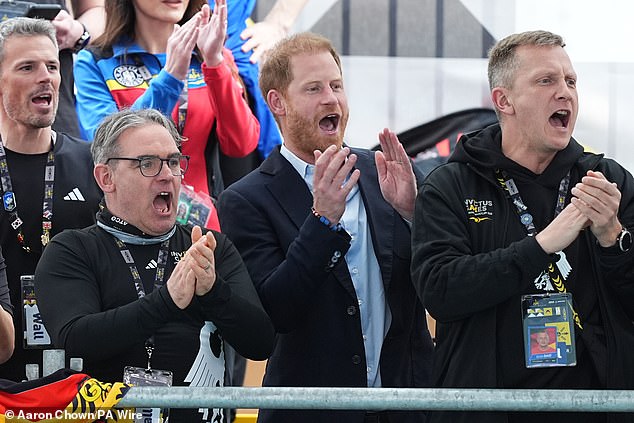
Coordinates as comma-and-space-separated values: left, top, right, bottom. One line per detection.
261, 148, 313, 230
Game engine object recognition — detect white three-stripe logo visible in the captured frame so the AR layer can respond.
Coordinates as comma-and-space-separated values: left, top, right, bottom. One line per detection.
63, 188, 85, 201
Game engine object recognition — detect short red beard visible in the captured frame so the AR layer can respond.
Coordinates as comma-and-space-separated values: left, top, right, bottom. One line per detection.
284, 107, 347, 160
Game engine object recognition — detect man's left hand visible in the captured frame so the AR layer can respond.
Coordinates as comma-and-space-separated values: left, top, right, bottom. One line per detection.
570, 170, 622, 247
375, 128, 417, 221
189, 225, 217, 296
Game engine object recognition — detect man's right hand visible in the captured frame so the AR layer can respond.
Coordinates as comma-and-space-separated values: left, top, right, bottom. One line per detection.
166, 254, 196, 309
311, 145, 360, 226
536, 203, 590, 254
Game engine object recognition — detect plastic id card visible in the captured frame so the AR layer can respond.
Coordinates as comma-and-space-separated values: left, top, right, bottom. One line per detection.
176, 183, 216, 228
123, 366, 173, 423
21, 275, 52, 349
521, 293, 577, 368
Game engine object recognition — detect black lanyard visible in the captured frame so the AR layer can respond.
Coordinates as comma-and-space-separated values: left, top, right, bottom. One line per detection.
496, 169, 582, 329
113, 236, 171, 370
496, 169, 571, 235
0, 138, 55, 253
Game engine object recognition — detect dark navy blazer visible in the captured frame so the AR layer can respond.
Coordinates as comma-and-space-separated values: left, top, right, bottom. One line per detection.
218, 146, 434, 423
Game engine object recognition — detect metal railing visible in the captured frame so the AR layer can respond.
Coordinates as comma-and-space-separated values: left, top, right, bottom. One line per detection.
118, 387, 634, 412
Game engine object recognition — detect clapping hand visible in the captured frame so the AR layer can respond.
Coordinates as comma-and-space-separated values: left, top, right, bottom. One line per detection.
570, 170, 623, 247
197, 0, 227, 67
164, 12, 201, 80
375, 128, 417, 221
189, 225, 217, 296
312, 145, 360, 227
166, 225, 217, 309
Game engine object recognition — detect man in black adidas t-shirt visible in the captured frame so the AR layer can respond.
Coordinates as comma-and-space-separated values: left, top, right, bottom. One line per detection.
0, 18, 101, 382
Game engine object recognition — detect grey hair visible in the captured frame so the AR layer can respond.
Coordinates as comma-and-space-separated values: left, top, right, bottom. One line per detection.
487, 30, 565, 91
0, 18, 58, 69
91, 108, 184, 164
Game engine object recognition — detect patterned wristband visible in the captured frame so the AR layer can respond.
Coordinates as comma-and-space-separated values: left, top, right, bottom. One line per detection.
311, 208, 340, 231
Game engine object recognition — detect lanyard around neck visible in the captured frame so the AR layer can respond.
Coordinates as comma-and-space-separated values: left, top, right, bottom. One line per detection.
112, 235, 171, 369
496, 168, 582, 329
113, 236, 171, 298
0, 137, 55, 253
496, 169, 571, 236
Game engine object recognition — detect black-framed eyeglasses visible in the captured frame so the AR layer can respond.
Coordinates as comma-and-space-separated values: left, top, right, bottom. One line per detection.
106, 155, 190, 177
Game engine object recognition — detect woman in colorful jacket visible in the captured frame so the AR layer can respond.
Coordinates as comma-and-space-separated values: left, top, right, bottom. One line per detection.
74, 0, 259, 206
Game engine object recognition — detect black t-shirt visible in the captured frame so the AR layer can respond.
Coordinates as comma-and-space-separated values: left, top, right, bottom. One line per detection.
0, 134, 102, 382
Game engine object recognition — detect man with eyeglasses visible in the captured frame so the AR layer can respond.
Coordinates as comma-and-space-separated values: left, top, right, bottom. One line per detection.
34, 108, 274, 423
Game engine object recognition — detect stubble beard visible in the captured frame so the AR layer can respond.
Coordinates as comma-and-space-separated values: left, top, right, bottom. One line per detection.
3, 96, 58, 129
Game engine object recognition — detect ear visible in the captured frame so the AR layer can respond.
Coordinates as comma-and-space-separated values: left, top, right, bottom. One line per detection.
93, 163, 115, 193
266, 90, 287, 117
491, 87, 514, 117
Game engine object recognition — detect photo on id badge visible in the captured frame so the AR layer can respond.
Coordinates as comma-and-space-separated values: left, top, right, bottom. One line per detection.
522, 293, 577, 368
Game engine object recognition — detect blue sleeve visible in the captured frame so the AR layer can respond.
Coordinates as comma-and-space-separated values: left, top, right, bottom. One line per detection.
74, 49, 118, 141
74, 50, 184, 141
129, 69, 184, 116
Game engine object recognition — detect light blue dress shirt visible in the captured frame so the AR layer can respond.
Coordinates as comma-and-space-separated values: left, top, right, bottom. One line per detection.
280, 145, 392, 387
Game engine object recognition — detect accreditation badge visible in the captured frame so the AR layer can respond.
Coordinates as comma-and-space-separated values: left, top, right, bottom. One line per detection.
521, 293, 577, 368
123, 366, 173, 423
21, 275, 53, 349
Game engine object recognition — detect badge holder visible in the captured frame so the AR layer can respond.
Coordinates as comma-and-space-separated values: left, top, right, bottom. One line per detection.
521, 293, 577, 368
123, 341, 173, 423
21, 275, 52, 349
176, 183, 217, 228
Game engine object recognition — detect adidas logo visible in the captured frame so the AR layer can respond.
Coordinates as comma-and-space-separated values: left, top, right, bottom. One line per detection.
63, 188, 85, 201
145, 260, 157, 270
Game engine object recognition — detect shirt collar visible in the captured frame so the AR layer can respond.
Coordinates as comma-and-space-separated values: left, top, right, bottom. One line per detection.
280, 144, 315, 191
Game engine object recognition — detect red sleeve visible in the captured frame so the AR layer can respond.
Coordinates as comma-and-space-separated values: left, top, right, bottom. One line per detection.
202, 49, 259, 158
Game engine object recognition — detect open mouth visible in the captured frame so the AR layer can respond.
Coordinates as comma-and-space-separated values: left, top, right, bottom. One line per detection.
153, 192, 172, 214
319, 114, 340, 133
32, 94, 52, 106
549, 110, 570, 128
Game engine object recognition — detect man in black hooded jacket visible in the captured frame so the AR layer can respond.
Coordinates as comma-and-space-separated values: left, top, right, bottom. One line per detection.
412, 30, 634, 423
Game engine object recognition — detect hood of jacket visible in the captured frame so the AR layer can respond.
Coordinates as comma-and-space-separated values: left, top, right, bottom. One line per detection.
449, 123, 588, 189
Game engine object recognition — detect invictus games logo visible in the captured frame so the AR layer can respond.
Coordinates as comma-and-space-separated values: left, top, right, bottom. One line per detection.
171, 250, 186, 263
465, 198, 493, 223
113, 65, 145, 87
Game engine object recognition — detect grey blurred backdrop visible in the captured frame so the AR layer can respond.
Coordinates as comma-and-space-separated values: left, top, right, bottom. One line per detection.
253, 0, 634, 172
